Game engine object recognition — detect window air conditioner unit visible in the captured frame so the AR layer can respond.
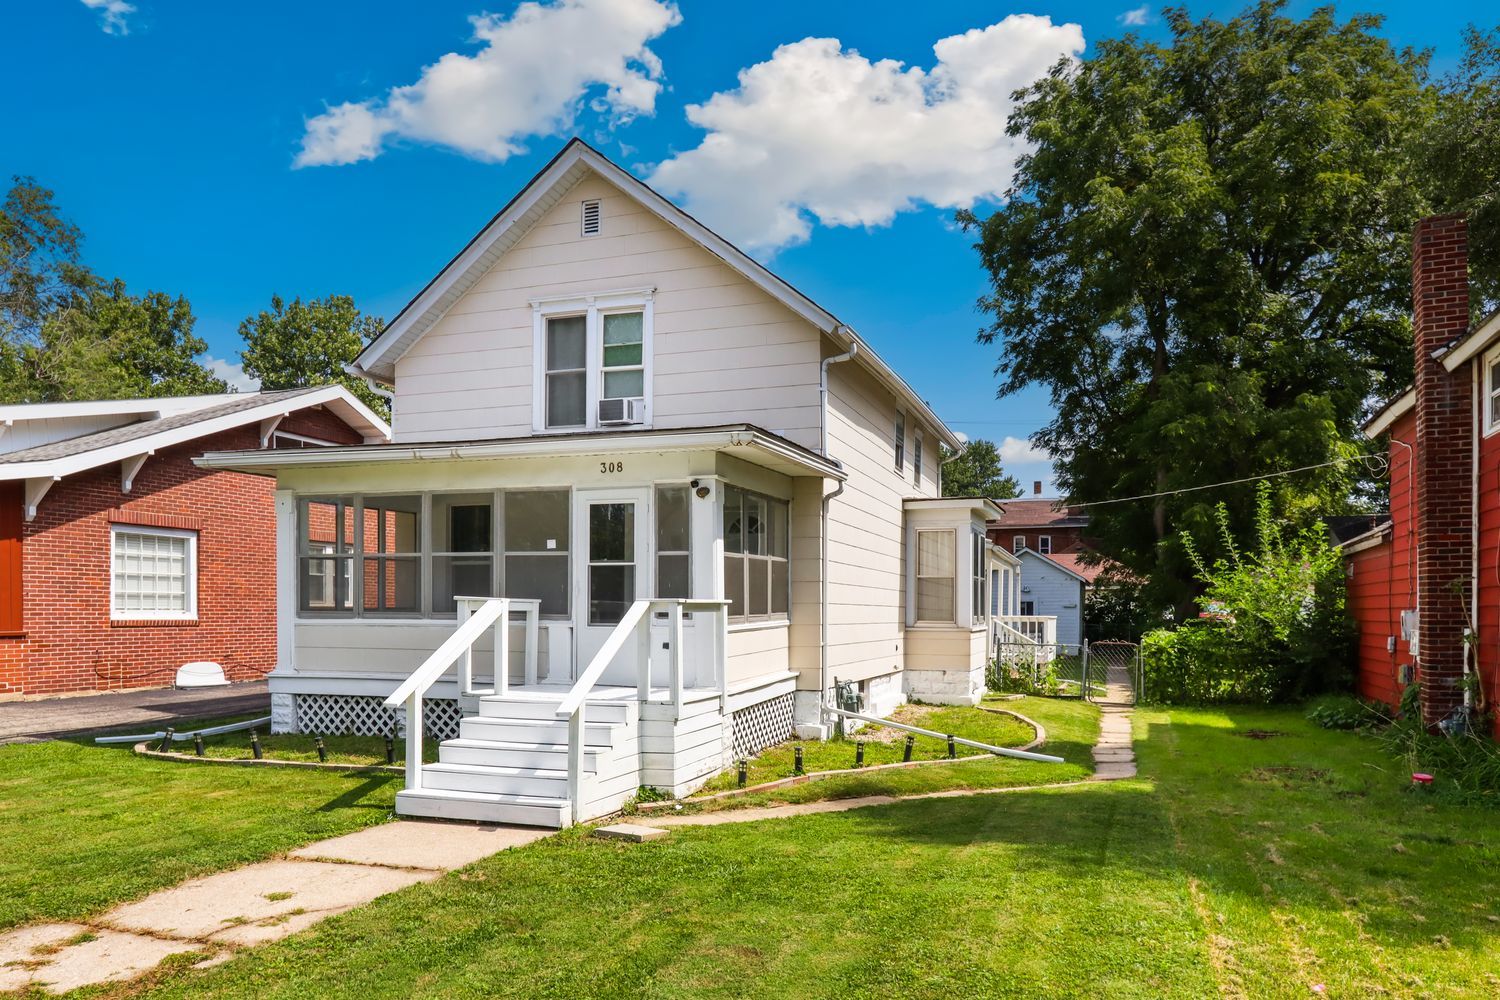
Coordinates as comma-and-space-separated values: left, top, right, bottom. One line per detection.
598, 397, 645, 425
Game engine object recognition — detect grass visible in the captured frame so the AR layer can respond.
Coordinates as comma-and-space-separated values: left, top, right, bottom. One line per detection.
191, 728, 439, 767
693, 702, 1039, 794
0, 736, 398, 931
84, 701, 1499, 1000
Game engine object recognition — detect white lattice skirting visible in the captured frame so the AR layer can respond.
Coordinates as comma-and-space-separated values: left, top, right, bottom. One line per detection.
731, 692, 794, 759
291, 694, 462, 742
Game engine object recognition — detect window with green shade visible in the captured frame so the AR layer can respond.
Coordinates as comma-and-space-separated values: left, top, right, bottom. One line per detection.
601, 311, 644, 400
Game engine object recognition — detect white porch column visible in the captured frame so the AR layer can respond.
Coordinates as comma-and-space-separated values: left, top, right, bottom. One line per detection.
271, 490, 297, 733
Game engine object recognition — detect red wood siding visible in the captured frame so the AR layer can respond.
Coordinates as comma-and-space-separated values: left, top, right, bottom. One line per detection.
1349, 411, 1417, 710
0, 482, 21, 635
1475, 395, 1500, 732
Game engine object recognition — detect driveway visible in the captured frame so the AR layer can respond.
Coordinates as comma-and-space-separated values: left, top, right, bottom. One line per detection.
0, 681, 269, 743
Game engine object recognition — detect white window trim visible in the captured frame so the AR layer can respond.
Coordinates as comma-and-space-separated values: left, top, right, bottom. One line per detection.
912, 428, 924, 487
531, 288, 655, 434
1038, 535, 1052, 555
1484, 343, 1500, 438
110, 524, 198, 622
912, 527, 956, 625
1013, 534, 1026, 553
894, 410, 906, 474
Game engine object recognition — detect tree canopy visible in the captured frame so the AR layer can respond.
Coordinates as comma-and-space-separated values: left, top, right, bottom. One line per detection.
238, 294, 388, 415
0, 176, 225, 402
961, 1, 1443, 614
940, 439, 1022, 499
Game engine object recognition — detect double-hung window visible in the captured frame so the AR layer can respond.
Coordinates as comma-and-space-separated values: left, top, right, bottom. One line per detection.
894, 411, 906, 473
1013, 534, 1026, 553
971, 531, 986, 625
723, 485, 789, 623
915, 529, 955, 623
111, 526, 196, 620
1486, 347, 1500, 435
913, 430, 924, 487
534, 292, 653, 431
1038, 535, 1053, 555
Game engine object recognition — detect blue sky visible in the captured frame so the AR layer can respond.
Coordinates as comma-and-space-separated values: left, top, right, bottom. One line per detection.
4, 1, 1490, 492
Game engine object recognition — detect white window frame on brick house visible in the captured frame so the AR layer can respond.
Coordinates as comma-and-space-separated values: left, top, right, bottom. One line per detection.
531, 288, 655, 433
1013, 534, 1026, 553
1484, 343, 1500, 437
1038, 535, 1052, 554
110, 525, 197, 622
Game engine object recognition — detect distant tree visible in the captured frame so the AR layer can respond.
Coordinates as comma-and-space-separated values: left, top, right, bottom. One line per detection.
0, 176, 226, 402
239, 294, 387, 414
941, 439, 1022, 498
1423, 24, 1500, 315
961, 1, 1432, 616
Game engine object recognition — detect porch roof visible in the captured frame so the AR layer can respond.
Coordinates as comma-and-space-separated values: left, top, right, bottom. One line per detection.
195, 423, 846, 482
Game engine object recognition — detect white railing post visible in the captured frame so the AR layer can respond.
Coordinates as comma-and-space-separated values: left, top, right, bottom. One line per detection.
406, 693, 423, 789
456, 599, 475, 694
637, 604, 652, 701
524, 603, 539, 686
567, 702, 585, 827
494, 598, 510, 697
717, 602, 729, 713
669, 602, 684, 717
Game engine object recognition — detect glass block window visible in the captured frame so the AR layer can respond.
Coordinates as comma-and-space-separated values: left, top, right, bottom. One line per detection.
111, 526, 195, 619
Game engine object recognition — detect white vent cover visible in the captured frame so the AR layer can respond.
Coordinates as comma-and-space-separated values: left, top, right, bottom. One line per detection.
581, 199, 601, 236
176, 661, 228, 688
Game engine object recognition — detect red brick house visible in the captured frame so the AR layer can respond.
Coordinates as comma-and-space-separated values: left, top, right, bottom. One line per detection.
1345, 214, 1500, 736
0, 386, 389, 699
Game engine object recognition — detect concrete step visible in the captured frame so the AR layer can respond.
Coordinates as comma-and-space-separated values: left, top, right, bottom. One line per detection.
459, 716, 617, 746
476, 695, 630, 724
394, 788, 571, 828
419, 762, 570, 798
438, 737, 603, 771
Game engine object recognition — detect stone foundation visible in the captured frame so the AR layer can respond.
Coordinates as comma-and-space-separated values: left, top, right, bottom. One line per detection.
903, 664, 984, 706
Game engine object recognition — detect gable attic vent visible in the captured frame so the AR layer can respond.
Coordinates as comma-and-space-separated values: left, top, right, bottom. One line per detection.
581, 199, 602, 236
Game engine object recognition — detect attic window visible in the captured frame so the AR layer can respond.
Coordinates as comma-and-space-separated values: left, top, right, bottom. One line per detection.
581, 199, 602, 237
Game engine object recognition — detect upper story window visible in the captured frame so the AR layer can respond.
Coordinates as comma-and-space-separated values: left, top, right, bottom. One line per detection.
894, 411, 906, 473
1038, 535, 1053, 555
1486, 346, 1500, 436
913, 429, 923, 486
1013, 534, 1025, 553
533, 291, 654, 432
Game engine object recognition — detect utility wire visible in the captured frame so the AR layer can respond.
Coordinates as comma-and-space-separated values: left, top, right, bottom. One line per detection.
1066, 453, 1385, 510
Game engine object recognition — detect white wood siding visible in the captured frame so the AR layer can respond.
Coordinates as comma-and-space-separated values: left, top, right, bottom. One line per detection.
392, 173, 824, 450
1018, 551, 1085, 646
820, 351, 940, 684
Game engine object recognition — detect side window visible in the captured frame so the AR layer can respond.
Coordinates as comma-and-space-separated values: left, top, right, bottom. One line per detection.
914, 529, 955, 623
1013, 535, 1025, 553
913, 430, 924, 486
722, 485, 789, 623
656, 485, 691, 599
544, 315, 587, 428
1038, 535, 1052, 555
894, 411, 905, 472
112, 526, 197, 620
1487, 351, 1500, 434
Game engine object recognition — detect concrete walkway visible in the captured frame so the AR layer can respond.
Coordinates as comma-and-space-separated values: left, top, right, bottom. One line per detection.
0, 820, 547, 994
0, 681, 270, 744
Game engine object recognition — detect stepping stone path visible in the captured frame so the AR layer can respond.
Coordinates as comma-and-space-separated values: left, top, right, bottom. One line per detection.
1091, 658, 1138, 780
0, 820, 547, 995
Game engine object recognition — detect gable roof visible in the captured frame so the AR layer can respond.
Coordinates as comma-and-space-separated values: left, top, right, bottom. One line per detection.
1018, 547, 1093, 584
350, 137, 961, 450
0, 386, 390, 483
1438, 305, 1500, 373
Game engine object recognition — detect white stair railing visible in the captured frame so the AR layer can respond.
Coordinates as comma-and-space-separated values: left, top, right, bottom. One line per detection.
554, 598, 729, 825
382, 596, 540, 791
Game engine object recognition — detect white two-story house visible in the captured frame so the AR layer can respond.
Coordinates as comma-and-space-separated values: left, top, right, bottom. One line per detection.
200, 139, 1009, 827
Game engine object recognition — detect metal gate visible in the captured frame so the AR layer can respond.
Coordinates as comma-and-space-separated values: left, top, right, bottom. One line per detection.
988, 639, 1141, 703
1083, 640, 1141, 705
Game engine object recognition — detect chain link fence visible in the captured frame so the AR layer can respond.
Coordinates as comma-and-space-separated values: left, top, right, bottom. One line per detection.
988, 638, 1140, 702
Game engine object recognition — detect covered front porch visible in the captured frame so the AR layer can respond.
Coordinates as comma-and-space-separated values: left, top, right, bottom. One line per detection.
198, 425, 840, 826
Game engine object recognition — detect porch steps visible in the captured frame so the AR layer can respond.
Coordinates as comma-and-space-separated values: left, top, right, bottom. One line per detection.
396, 692, 646, 829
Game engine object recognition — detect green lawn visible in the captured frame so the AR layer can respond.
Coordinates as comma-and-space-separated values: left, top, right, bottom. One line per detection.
193, 728, 439, 767
693, 702, 1040, 795
0, 738, 398, 931
88, 702, 1498, 1000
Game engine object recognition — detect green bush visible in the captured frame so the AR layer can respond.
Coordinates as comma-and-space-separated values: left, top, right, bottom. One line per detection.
1140, 484, 1355, 705
1378, 686, 1500, 806
1305, 694, 1387, 730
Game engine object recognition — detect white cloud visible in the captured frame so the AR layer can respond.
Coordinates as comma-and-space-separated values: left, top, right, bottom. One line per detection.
81, 0, 135, 36
1118, 5, 1152, 27
295, 0, 681, 168
205, 356, 260, 393
647, 14, 1084, 252
998, 435, 1050, 464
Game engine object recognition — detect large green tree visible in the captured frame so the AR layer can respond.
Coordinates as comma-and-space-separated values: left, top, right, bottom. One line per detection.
0, 176, 226, 402
239, 294, 387, 414
941, 439, 1023, 499
960, 1, 1434, 614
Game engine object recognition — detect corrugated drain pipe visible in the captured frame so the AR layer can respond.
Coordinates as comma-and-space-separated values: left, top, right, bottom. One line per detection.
819, 334, 858, 732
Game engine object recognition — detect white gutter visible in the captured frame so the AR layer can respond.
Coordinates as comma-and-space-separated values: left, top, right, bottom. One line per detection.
818, 336, 859, 733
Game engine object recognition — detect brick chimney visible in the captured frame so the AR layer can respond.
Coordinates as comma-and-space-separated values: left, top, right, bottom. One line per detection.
1412, 214, 1471, 726
1032, 480, 1042, 496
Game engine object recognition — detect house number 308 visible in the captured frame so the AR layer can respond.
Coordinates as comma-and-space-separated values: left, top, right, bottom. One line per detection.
600, 461, 624, 474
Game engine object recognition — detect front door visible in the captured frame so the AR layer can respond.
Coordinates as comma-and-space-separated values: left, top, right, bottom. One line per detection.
572, 488, 651, 685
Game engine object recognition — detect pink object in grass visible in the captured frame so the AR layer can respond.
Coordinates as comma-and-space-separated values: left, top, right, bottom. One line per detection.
1411, 772, 1434, 785
1311, 986, 1326, 994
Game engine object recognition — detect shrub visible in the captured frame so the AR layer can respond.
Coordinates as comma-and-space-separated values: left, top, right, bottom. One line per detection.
1305, 694, 1387, 730
1140, 484, 1355, 705
1379, 687, 1500, 806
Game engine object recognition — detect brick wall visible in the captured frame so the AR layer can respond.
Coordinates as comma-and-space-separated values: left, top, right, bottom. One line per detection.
0, 401, 367, 698
1412, 214, 1472, 726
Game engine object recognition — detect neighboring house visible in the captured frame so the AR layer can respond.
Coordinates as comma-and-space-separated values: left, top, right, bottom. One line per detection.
198, 138, 1020, 827
988, 494, 1091, 558
1345, 214, 1500, 737
986, 495, 1117, 647
0, 387, 390, 699
1014, 549, 1089, 647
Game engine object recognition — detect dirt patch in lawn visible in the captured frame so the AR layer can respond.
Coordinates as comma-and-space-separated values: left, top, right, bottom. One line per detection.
1245, 766, 1331, 789
854, 705, 941, 743
1237, 729, 1286, 741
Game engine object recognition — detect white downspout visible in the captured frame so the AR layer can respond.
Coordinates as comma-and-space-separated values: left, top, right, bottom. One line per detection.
1468, 361, 1480, 713
819, 334, 858, 732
